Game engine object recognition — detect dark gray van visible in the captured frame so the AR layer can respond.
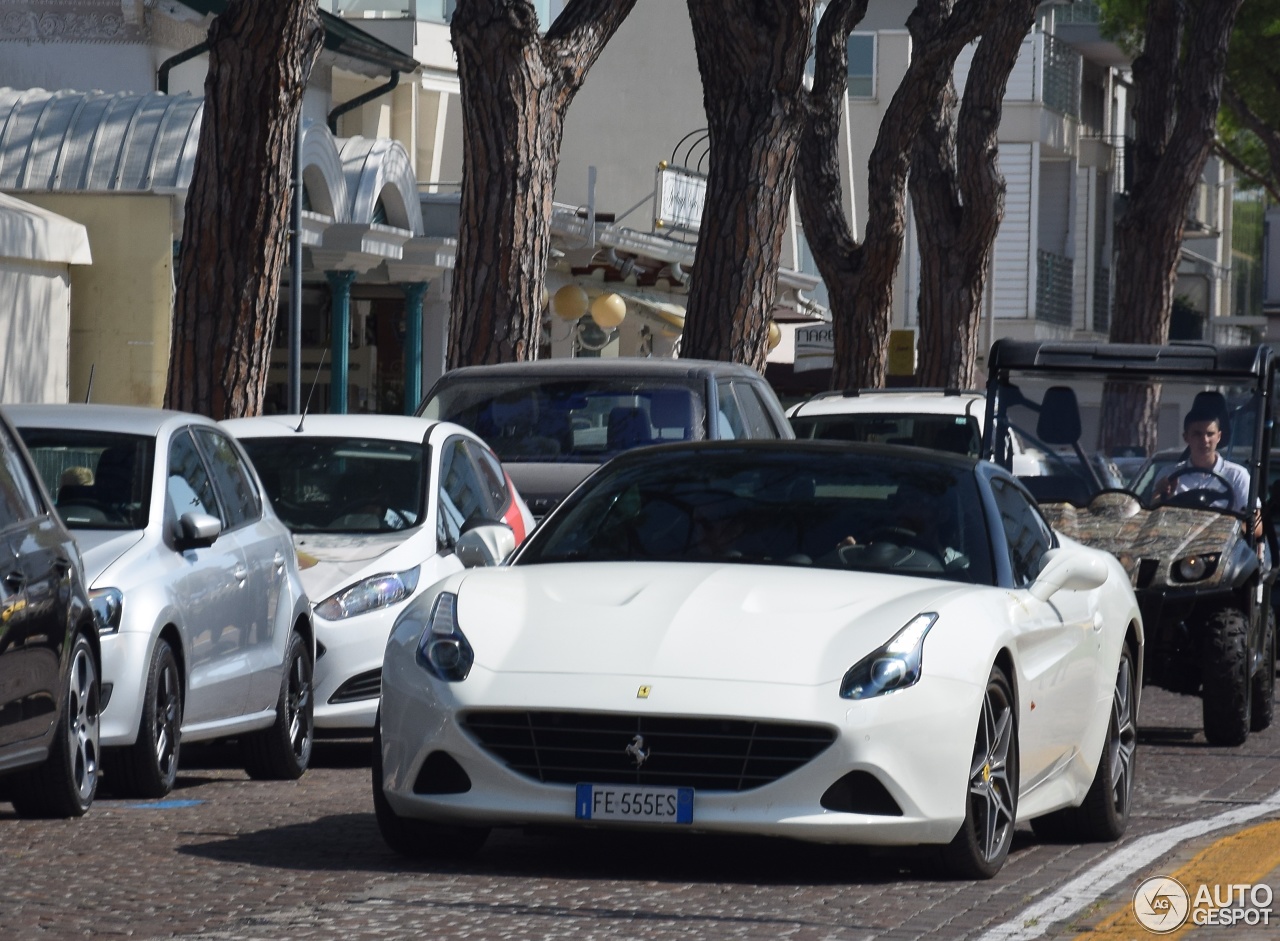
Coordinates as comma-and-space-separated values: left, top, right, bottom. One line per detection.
417, 358, 793, 519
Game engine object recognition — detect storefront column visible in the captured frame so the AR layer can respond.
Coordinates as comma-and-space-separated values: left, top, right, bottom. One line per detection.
326, 269, 358, 413
401, 281, 428, 415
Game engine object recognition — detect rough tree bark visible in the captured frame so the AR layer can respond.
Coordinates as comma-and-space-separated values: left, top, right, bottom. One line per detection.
681, 0, 818, 371
798, 0, 1002, 391
166, 1, 323, 419
911, 0, 1039, 390
448, 0, 636, 368
1100, 0, 1244, 454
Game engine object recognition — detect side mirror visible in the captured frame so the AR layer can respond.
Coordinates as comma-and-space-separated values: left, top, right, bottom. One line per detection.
455, 521, 517, 568
1029, 547, 1108, 602
175, 511, 222, 551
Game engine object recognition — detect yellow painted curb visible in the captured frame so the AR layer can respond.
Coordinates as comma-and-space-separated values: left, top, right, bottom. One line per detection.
1071, 819, 1280, 939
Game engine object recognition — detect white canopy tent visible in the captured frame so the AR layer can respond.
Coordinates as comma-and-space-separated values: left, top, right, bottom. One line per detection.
0, 192, 91, 403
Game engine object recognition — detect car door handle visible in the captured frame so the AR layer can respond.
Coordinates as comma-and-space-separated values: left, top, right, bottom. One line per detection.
233, 565, 249, 583
273, 552, 285, 574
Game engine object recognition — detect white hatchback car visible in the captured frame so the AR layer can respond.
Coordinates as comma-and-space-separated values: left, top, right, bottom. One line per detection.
6, 404, 315, 799
787, 388, 1046, 475
222, 414, 533, 734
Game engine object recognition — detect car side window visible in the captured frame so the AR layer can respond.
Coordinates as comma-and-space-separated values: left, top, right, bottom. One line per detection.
462, 439, 510, 519
437, 437, 490, 549
0, 424, 43, 525
168, 430, 223, 526
192, 428, 261, 529
715, 380, 748, 439
731, 381, 777, 438
990, 477, 1054, 586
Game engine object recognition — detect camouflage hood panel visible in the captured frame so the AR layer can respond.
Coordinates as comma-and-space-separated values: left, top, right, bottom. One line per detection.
1039, 492, 1243, 591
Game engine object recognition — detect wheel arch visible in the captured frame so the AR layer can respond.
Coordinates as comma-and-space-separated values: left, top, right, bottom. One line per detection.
157, 622, 186, 697
993, 646, 1017, 712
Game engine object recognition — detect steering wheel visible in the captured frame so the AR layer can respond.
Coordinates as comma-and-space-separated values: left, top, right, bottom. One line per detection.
860, 525, 945, 569
1153, 466, 1234, 509
869, 526, 921, 545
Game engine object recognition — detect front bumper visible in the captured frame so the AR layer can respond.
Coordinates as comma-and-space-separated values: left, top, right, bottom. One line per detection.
377, 658, 983, 847
312, 608, 401, 730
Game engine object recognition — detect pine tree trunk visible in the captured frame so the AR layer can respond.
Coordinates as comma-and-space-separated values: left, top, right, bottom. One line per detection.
912, 1, 1037, 390
166, 1, 322, 419
447, 0, 635, 368
799, 0, 1000, 392
682, 0, 816, 371
1101, 0, 1243, 454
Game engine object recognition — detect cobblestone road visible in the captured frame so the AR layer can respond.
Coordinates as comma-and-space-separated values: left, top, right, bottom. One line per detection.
2, 687, 1278, 941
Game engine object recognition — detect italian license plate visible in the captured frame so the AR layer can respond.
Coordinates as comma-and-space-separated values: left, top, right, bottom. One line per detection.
575, 784, 694, 824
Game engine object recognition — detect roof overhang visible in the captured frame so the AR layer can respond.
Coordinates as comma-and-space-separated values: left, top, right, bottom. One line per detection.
178, 2, 421, 76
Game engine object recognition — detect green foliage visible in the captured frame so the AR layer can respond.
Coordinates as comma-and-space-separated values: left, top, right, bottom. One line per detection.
1219, 0, 1280, 193
1096, 0, 1279, 195
1094, 0, 1144, 55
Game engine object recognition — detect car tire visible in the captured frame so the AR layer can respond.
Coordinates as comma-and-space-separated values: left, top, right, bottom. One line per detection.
941, 664, 1018, 880
1201, 606, 1252, 746
106, 638, 182, 798
1250, 610, 1276, 733
371, 722, 489, 859
242, 629, 313, 780
9, 633, 101, 818
1031, 640, 1137, 844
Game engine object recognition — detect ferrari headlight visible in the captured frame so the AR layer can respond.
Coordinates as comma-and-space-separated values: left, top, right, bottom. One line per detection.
415, 592, 473, 682
89, 587, 123, 634
840, 613, 937, 700
314, 566, 421, 620
1173, 553, 1219, 583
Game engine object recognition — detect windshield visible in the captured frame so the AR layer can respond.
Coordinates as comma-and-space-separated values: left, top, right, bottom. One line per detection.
19, 429, 154, 530
238, 436, 424, 534
517, 447, 996, 584
420, 377, 705, 463
790, 412, 980, 456
987, 370, 1265, 513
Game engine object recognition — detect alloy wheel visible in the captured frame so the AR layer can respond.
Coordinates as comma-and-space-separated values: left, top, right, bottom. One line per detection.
67, 641, 101, 804
1109, 654, 1137, 816
154, 657, 180, 779
286, 651, 312, 759
968, 682, 1016, 864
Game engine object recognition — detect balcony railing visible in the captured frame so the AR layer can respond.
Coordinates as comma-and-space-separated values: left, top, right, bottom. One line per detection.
1052, 1, 1102, 25
1042, 34, 1081, 119
1036, 250, 1074, 326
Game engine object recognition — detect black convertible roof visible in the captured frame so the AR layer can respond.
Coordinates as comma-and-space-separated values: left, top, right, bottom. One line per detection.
987, 339, 1272, 379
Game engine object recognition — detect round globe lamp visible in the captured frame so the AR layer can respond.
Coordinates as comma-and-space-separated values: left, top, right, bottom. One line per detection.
590, 292, 627, 329
766, 319, 782, 351
552, 284, 589, 321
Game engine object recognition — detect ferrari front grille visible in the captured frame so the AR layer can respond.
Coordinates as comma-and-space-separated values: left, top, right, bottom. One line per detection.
462, 710, 835, 792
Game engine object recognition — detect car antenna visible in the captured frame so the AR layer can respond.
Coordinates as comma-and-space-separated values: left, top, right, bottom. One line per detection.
296, 348, 327, 433
84, 364, 94, 403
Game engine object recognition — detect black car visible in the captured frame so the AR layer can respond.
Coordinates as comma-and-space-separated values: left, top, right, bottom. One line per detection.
417, 358, 794, 519
0, 409, 101, 817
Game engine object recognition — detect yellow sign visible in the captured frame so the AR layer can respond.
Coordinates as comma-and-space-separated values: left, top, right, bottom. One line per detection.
888, 329, 916, 376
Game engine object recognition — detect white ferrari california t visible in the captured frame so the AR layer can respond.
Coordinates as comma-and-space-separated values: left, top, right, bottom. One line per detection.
375, 440, 1143, 878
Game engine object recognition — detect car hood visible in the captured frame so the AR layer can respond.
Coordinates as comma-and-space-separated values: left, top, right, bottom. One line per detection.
293, 530, 417, 600
72, 529, 146, 584
1039, 492, 1242, 588
451, 562, 964, 686
503, 463, 598, 518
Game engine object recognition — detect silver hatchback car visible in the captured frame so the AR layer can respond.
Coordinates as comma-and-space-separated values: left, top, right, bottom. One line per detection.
5, 404, 315, 798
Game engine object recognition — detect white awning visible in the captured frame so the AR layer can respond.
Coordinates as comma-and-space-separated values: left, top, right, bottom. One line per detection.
0, 192, 90, 265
